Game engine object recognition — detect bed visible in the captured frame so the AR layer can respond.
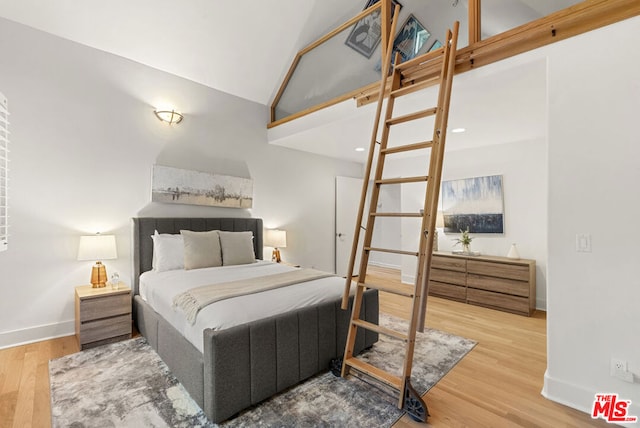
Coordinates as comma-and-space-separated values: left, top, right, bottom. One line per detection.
131, 217, 378, 423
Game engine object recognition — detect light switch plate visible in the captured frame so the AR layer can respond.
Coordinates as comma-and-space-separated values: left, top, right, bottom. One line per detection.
576, 234, 592, 252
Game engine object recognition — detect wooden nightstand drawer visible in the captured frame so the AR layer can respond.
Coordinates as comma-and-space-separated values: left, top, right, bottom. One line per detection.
79, 293, 131, 322
80, 315, 131, 344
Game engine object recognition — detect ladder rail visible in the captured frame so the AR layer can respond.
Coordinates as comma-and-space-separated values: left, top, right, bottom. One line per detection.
341, 2, 401, 310
416, 22, 460, 331
341, 51, 402, 369
340, 14, 460, 420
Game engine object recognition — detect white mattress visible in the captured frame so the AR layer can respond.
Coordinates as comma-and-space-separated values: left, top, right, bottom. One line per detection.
139, 261, 352, 353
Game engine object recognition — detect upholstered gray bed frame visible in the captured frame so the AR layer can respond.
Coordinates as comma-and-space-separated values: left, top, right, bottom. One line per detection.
131, 217, 378, 423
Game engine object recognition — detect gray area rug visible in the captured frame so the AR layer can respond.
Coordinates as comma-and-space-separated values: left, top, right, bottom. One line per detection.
50, 314, 476, 427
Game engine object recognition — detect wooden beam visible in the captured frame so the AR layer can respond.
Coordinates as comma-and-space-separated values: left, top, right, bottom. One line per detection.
269, 0, 640, 127
469, 0, 481, 45
354, 0, 640, 108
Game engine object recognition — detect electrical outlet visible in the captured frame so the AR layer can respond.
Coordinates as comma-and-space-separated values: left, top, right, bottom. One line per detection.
611, 358, 627, 376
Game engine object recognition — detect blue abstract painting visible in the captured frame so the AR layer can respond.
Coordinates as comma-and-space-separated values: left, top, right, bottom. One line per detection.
441, 175, 504, 234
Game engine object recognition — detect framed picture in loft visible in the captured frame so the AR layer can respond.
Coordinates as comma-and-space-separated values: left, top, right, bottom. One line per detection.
391, 14, 431, 63
345, 0, 402, 59
374, 13, 430, 72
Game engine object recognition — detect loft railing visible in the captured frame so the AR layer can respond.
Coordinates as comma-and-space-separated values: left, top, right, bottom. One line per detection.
270, 1, 395, 126
268, 0, 640, 129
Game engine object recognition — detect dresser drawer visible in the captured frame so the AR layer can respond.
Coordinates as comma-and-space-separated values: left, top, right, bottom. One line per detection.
467, 274, 530, 297
467, 288, 530, 315
429, 281, 466, 301
430, 268, 466, 286
79, 293, 131, 322
467, 260, 530, 281
79, 314, 131, 344
431, 256, 466, 272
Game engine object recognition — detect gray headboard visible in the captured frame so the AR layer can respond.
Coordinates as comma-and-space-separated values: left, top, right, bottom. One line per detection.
131, 217, 263, 295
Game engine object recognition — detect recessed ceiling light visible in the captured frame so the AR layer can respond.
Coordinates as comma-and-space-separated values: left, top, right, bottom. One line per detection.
451, 127, 466, 133
355, 147, 365, 152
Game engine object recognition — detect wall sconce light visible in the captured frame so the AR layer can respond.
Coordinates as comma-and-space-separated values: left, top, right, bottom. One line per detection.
264, 229, 287, 263
154, 109, 184, 125
77, 234, 118, 288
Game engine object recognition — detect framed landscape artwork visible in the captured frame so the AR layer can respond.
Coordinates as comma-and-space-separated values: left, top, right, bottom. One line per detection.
345, 0, 402, 58
151, 165, 253, 208
441, 175, 504, 234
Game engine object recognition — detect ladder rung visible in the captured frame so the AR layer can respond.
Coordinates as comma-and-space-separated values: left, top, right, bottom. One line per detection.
394, 47, 444, 72
344, 358, 403, 390
358, 281, 414, 298
375, 176, 427, 185
386, 107, 437, 126
352, 319, 408, 341
382, 140, 433, 155
370, 212, 422, 217
365, 247, 418, 257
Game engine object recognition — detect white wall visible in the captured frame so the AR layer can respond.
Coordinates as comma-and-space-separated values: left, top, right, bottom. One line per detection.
0, 18, 361, 348
385, 138, 548, 309
542, 16, 640, 422
368, 184, 402, 269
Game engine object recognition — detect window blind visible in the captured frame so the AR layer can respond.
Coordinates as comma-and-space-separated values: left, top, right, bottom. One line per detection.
0, 92, 9, 252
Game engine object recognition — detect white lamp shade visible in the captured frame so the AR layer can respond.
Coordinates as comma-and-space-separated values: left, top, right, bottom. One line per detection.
264, 229, 287, 248
77, 234, 118, 261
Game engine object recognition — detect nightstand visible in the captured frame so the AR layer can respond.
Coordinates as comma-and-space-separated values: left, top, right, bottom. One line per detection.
74, 284, 132, 350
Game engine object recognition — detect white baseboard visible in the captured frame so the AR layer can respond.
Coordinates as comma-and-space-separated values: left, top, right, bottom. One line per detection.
0, 320, 75, 350
368, 261, 401, 270
542, 370, 640, 427
536, 297, 547, 312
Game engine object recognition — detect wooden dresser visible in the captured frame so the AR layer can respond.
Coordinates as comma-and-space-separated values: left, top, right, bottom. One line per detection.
75, 284, 132, 350
429, 252, 536, 316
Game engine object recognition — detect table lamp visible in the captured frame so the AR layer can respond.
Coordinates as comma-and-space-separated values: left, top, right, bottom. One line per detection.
77, 234, 118, 287
264, 229, 286, 263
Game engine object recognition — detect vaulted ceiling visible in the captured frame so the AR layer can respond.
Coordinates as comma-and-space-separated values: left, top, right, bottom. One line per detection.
0, 0, 576, 162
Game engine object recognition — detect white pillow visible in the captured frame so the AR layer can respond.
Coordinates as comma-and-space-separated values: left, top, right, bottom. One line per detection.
181, 230, 223, 270
219, 231, 256, 266
151, 231, 184, 272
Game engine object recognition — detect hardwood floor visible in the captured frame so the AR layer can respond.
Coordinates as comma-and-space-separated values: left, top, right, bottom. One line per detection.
0, 266, 607, 427
0, 335, 78, 428
371, 265, 607, 428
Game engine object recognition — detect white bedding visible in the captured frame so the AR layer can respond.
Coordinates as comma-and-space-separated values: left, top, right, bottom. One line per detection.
140, 260, 352, 353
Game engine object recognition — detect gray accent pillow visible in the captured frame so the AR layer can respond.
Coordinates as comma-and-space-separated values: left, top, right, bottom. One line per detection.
219, 231, 255, 266
181, 230, 222, 270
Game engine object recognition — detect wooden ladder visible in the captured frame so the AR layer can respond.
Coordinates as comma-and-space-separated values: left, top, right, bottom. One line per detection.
338, 20, 460, 422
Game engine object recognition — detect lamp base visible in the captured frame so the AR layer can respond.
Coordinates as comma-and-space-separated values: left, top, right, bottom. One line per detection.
271, 248, 281, 263
91, 262, 108, 288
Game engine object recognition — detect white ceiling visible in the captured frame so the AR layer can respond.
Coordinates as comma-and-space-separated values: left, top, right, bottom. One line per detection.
0, 0, 552, 163
268, 56, 548, 162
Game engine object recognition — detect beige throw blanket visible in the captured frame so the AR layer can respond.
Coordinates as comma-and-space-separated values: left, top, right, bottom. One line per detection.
173, 268, 335, 325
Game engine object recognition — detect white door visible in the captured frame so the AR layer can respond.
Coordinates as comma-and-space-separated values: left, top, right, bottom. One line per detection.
336, 176, 364, 277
